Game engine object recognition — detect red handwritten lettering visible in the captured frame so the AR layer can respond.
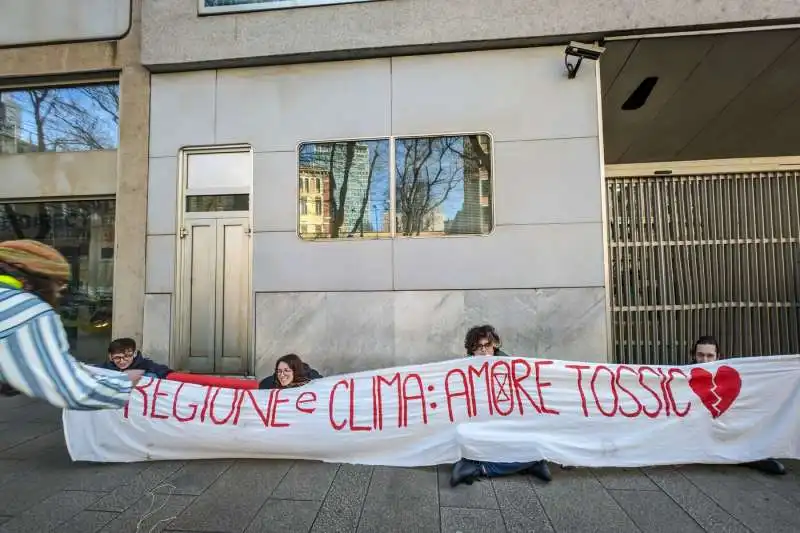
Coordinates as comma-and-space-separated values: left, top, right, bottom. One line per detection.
615, 366, 644, 418
667, 368, 691, 417
349, 378, 371, 432
296, 391, 317, 414
590, 365, 619, 417
510, 359, 539, 415
269, 389, 290, 428
232, 390, 270, 426
171, 382, 199, 422
467, 362, 493, 416
376, 373, 402, 430
329, 380, 348, 431
124, 376, 153, 418
638, 367, 663, 418
534, 360, 559, 415
566, 364, 591, 417
444, 368, 470, 422
150, 379, 170, 420
401, 374, 428, 427
209, 388, 240, 425
490, 360, 515, 416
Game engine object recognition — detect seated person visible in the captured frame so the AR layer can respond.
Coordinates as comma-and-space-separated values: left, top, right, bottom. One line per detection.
99, 337, 172, 379
259, 353, 322, 390
690, 335, 786, 476
450, 325, 552, 487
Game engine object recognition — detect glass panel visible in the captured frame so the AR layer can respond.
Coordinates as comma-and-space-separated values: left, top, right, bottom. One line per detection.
297, 139, 390, 240
187, 152, 251, 190
0, 83, 119, 155
202, 0, 375, 14
0, 200, 115, 364
186, 194, 250, 212
395, 134, 493, 236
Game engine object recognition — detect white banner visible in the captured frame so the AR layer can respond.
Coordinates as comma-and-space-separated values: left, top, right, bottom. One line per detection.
63, 356, 800, 466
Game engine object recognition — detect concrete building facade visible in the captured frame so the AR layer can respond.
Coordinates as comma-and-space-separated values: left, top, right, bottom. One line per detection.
1, 0, 798, 373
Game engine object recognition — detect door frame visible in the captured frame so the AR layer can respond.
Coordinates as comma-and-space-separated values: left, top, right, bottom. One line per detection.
172, 145, 254, 375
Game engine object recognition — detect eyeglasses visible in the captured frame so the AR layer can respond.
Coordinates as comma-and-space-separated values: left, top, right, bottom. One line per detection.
110, 352, 134, 363
276, 368, 293, 375
473, 342, 494, 352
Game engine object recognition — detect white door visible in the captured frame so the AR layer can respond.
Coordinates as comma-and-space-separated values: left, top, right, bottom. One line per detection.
177, 217, 250, 374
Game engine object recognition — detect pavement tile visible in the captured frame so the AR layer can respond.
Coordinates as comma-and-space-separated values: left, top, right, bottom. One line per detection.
0, 462, 82, 515
1, 430, 65, 460
97, 493, 196, 533
0, 460, 26, 487
531, 467, 639, 533
0, 489, 105, 533
156, 460, 233, 496
593, 467, 661, 491
87, 461, 187, 512
0, 402, 60, 424
609, 489, 705, 533
310, 464, 373, 533
0, 518, 10, 526
437, 465, 499, 510
58, 511, 119, 533
0, 422, 60, 453
737, 464, 800, 506
440, 507, 505, 533
491, 475, 554, 533
272, 461, 340, 501
678, 465, 798, 533
61, 462, 152, 492
644, 467, 751, 533
358, 467, 439, 533
245, 499, 323, 533
167, 459, 294, 533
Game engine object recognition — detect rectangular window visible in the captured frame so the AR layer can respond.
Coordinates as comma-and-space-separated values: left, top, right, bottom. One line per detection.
186, 194, 250, 212
0, 82, 119, 155
200, 0, 376, 15
0, 199, 115, 364
297, 134, 492, 240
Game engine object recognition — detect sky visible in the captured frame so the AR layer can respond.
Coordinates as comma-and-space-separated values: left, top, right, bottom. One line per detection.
1, 84, 119, 152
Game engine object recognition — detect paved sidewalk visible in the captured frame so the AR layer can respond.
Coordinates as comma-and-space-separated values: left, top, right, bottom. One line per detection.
1, 395, 797, 533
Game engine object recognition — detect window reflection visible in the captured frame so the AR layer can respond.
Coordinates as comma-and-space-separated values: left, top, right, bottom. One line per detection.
0, 200, 115, 364
0, 83, 119, 155
395, 134, 492, 236
298, 140, 390, 240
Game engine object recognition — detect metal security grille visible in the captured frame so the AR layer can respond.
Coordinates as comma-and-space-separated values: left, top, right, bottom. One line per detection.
606, 166, 800, 366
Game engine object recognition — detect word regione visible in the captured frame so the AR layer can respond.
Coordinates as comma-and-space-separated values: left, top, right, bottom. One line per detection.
64, 356, 800, 466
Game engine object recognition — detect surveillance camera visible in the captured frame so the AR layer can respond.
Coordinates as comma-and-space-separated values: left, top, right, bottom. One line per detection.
565, 41, 606, 61
564, 41, 605, 79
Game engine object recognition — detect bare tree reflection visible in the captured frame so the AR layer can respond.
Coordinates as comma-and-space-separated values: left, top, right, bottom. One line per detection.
2, 83, 119, 154
395, 137, 462, 236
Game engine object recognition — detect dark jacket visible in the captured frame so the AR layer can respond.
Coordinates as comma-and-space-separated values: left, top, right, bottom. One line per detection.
259, 363, 323, 389
466, 349, 510, 357
99, 351, 172, 379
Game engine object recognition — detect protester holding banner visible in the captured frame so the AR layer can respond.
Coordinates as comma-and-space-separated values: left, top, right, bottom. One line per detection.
100, 337, 172, 379
450, 325, 552, 487
691, 335, 786, 476
0, 239, 143, 409
259, 353, 323, 389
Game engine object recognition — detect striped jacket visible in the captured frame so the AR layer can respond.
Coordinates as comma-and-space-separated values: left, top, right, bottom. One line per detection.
0, 286, 133, 410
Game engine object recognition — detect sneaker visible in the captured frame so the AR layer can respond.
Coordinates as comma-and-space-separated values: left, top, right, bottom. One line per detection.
450, 460, 482, 487
524, 461, 552, 482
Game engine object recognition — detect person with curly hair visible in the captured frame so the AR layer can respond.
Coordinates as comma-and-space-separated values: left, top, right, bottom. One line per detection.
450, 324, 553, 486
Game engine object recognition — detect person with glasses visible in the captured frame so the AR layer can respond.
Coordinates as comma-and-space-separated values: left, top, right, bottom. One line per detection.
690, 335, 787, 476
259, 353, 323, 389
450, 325, 553, 487
0, 239, 143, 408
99, 337, 172, 379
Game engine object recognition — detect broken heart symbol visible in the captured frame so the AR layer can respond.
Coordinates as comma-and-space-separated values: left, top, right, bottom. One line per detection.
689, 366, 742, 419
